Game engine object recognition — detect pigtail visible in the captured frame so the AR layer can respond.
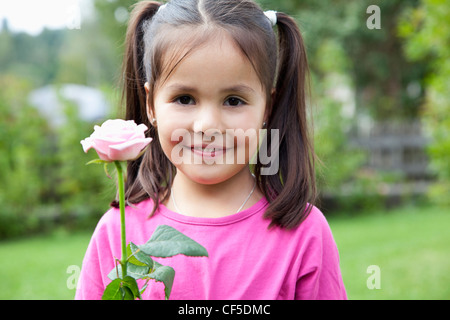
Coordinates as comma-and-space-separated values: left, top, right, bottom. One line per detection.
122, 1, 162, 125
111, 1, 165, 209
259, 12, 317, 229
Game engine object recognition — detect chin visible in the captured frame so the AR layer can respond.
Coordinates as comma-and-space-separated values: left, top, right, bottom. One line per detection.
175, 163, 248, 185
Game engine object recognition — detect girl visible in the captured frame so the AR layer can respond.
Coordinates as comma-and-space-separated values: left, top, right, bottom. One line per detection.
76, 0, 347, 300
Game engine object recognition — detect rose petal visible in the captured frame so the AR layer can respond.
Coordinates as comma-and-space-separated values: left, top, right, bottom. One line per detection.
108, 138, 152, 161
81, 119, 152, 162
96, 120, 143, 141
95, 149, 113, 162
89, 138, 117, 157
80, 137, 93, 153
136, 123, 149, 133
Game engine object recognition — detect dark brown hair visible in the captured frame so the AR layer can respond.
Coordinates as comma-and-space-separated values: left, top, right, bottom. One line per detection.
117, 0, 316, 229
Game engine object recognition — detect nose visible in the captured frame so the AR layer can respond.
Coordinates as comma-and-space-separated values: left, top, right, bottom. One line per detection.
193, 104, 223, 136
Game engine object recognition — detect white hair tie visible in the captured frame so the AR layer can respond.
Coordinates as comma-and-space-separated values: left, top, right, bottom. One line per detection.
158, 3, 167, 12
264, 10, 277, 27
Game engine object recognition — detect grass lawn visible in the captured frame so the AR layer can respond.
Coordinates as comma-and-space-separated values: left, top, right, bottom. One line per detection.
0, 229, 92, 299
328, 205, 450, 299
0, 204, 449, 300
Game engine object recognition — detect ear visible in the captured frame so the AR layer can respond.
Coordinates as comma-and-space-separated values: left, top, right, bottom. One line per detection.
144, 82, 156, 126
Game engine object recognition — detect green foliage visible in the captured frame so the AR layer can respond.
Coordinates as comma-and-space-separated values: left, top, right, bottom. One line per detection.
0, 75, 51, 237
0, 28, 65, 87
0, 15, 121, 88
313, 83, 379, 211
314, 93, 364, 191
0, 75, 113, 239
54, 98, 114, 225
55, 24, 118, 86
398, 0, 450, 206
105, 225, 208, 300
259, 0, 427, 119
92, 0, 138, 70
311, 39, 380, 211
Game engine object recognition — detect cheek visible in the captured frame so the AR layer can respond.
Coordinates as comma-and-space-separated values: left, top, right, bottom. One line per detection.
231, 110, 264, 138
231, 130, 259, 163
155, 121, 178, 151
154, 104, 185, 145
157, 122, 192, 165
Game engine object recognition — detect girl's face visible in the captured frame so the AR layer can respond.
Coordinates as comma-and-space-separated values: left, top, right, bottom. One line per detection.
147, 31, 267, 185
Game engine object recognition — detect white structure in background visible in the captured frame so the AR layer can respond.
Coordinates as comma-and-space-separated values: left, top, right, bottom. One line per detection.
29, 84, 110, 127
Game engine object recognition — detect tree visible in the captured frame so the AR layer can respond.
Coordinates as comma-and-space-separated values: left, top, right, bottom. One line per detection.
261, 0, 427, 119
0, 75, 51, 237
399, 0, 450, 205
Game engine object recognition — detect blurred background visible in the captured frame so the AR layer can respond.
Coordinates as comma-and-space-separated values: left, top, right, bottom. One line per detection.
0, 0, 448, 299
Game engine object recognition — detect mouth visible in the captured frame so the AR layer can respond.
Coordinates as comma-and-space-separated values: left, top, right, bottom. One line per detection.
188, 144, 229, 158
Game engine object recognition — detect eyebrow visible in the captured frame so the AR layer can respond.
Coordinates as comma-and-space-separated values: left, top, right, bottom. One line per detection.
165, 83, 256, 94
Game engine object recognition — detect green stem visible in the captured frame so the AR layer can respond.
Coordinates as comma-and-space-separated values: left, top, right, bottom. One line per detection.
114, 161, 127, 279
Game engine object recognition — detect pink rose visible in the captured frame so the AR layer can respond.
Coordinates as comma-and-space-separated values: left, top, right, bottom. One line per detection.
81, 119, 152, 161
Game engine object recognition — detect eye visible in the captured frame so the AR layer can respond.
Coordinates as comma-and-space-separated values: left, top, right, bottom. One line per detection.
224, 97, 245, 107
175, 95, 195, 105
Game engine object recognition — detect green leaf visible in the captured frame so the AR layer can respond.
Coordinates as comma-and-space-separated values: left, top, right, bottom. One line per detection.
103, 275, 141, 300
108, 263, 150, 281
146, 261, 175, 300
106, 261, 177, 299
139, 282, 149, 295
102, 278, 123, 300
105, 226, 207, 300
107, 262, 175, 299
127, 242, 154, 268
122, 276, 141, 300
103, 162, 112, 179
128, 263, 151, 279
121, 286, 134, 300
86, 159, 110, 165
138, 225, 208, 258
107, 262, 120, 281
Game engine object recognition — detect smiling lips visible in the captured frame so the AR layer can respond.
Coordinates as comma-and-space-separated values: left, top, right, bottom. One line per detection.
189, 144, 229, 158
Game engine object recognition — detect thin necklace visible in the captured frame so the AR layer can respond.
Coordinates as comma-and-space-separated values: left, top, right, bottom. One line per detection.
171, 175, 257, 215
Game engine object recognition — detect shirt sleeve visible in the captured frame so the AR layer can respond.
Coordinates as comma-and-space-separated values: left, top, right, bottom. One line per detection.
75, 209, 118, 300
295, 209, 347, 300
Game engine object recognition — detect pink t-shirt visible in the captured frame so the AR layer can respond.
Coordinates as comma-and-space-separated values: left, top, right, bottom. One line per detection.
75, 196, 347, 300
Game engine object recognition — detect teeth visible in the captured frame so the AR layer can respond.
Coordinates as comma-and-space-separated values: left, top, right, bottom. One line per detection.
192, 147, 220, 152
